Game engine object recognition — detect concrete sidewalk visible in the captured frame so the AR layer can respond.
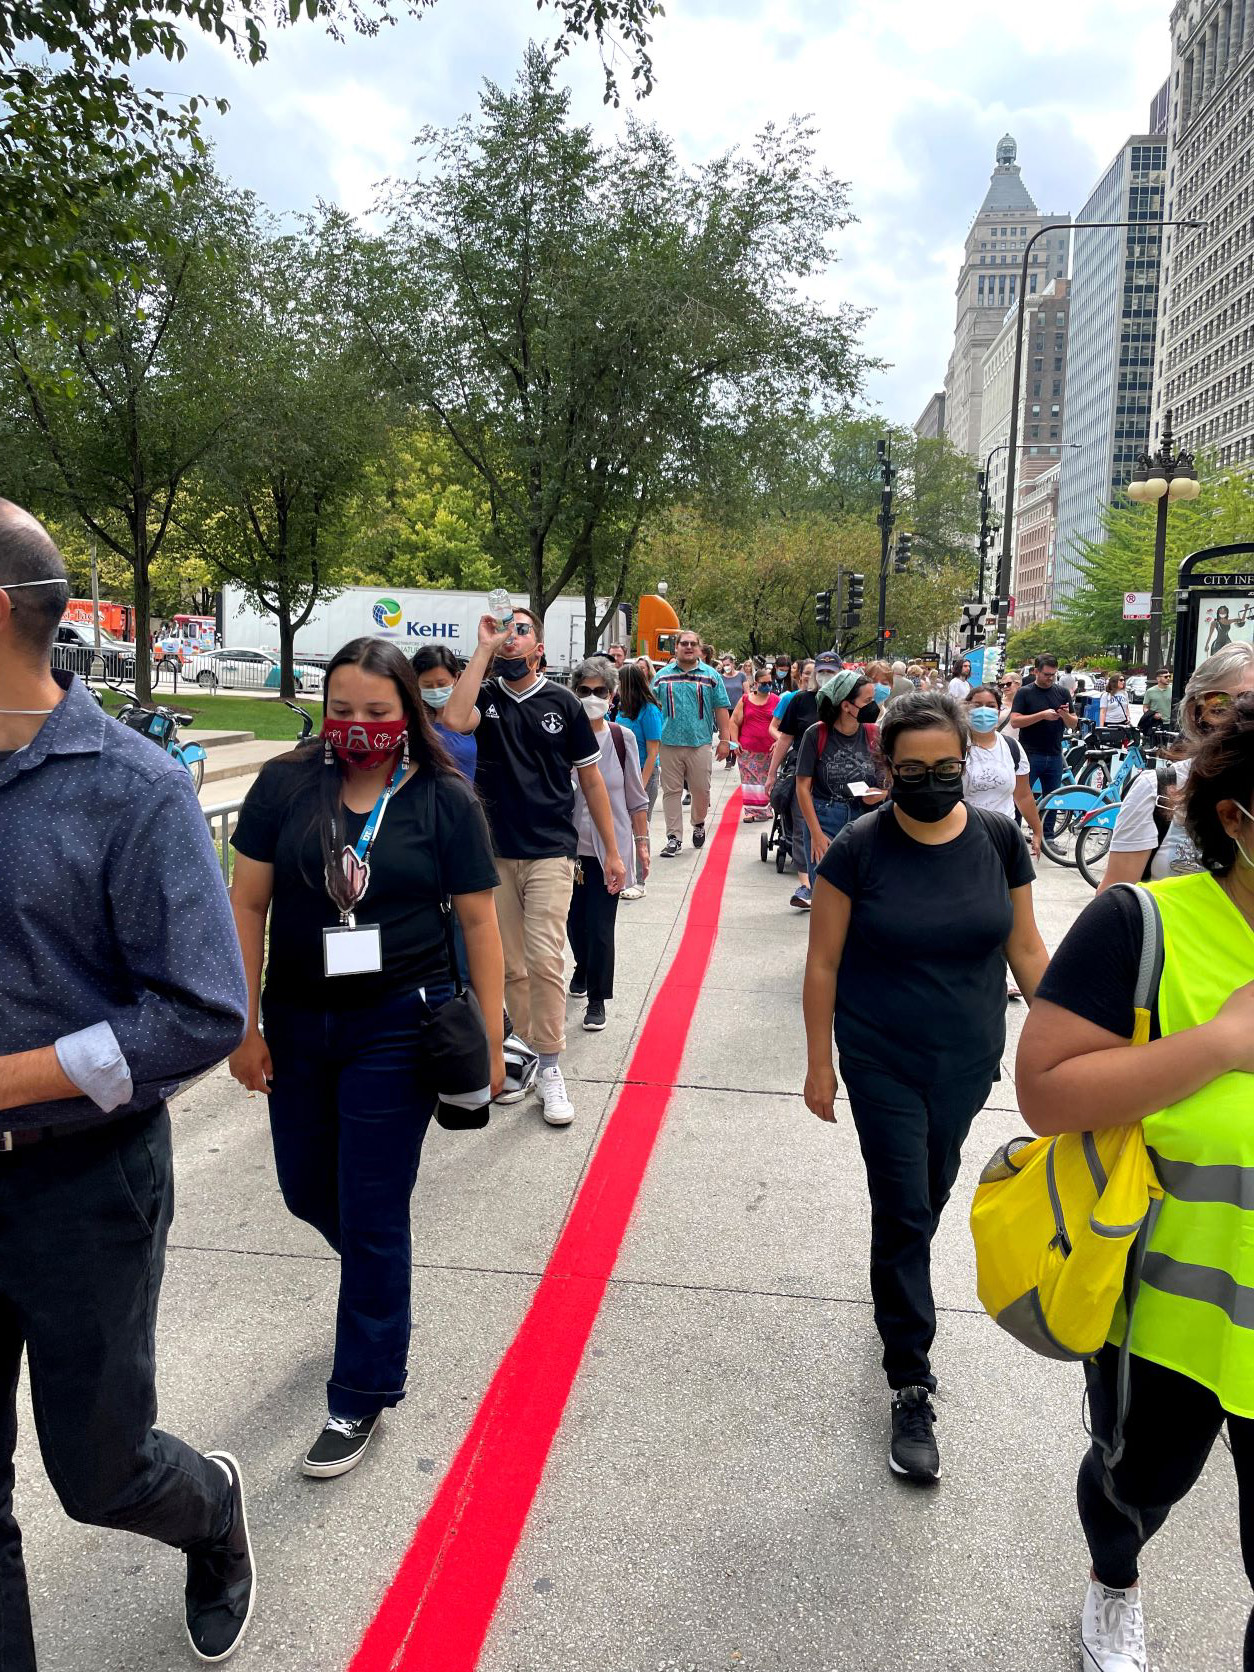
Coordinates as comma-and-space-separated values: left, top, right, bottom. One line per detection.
16, 770, 1246, 1672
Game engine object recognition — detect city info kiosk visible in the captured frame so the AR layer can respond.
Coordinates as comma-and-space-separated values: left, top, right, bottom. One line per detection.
1172, 542, 1254, 692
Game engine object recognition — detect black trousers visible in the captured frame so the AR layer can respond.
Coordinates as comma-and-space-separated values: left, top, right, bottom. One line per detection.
567, 853, 620, 1002
0, 1107, 231, 1672
840, 1058, 994, 1393
1079, 1343, 1254, 1666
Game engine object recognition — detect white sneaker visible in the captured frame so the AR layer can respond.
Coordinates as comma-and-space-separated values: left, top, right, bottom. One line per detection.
1081, 1579, 1147, 1672
537, 1064, 575, 1127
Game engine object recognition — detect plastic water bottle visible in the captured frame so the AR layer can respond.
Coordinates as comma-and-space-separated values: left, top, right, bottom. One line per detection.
487, 588, 514, 629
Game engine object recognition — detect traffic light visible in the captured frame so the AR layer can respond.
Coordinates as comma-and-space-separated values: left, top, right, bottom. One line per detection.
883, 626, 896, 645
846, 573, 865, 610
815, 590, 832, 628
894, 532, 912, 573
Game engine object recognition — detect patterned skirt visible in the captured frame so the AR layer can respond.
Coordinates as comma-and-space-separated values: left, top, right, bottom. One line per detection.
737, 747, 772, 814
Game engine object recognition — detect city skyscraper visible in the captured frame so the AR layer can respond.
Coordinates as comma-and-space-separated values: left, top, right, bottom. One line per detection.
1154, 0, 1254, 466
942, 136, 1071, 458
1053, 136, 1167, 611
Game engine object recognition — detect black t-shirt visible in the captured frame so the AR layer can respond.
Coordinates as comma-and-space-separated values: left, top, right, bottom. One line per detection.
1011, 680, 1073, 758
232, 760, 498, 1007
795, 722, 875, 801
817, 805, 1035, 1080
780, 691, 819, 740
1036, 887, 1159, 1039
472, 677, 601, 859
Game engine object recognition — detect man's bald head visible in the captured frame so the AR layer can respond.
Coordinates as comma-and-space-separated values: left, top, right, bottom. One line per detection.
0, 501, 68, 659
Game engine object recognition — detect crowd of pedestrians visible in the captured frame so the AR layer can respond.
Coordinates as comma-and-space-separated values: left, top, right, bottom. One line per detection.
3, 492, 1252, 1672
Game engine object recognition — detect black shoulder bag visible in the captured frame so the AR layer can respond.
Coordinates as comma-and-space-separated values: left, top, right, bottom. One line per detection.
420, 775, 493, 1131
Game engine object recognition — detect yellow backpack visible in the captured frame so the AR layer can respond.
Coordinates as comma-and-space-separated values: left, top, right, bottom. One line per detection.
969, 885, 1164, 1362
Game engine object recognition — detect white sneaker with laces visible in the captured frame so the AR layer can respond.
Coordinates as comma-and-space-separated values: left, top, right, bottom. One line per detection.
1081, 1578, 1147, 1672
537, 1064, 575, 1127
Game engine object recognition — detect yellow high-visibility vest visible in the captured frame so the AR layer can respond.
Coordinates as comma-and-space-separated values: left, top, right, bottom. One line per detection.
1128, 872, 1254, 1417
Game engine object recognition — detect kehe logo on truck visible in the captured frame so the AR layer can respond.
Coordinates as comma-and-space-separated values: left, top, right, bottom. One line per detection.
371, 595, 461, 639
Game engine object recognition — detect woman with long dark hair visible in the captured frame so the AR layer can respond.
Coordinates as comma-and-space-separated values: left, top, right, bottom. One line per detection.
227, 638, 504, 1479
411, 642, 476, 779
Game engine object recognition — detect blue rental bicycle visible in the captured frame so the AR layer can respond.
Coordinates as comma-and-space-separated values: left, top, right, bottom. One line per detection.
107, 681, 208, 791
1034, 732, 1155, 869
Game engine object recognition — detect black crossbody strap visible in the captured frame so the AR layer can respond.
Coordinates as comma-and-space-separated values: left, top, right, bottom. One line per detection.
426, 774, 465, 995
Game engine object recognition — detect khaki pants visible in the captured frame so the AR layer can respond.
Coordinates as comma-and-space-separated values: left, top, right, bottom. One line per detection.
660, 743, 713, 839
494, 857, 575, 1054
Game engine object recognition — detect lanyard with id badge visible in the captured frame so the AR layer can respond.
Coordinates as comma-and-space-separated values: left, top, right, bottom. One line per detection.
323, 766, 401, 977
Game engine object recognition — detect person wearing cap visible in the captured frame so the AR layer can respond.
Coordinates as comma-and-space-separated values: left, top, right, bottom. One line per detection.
791, 670, 887, 910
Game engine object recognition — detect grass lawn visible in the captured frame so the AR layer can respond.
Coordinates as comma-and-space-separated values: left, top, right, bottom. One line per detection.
100, 690, 322, 741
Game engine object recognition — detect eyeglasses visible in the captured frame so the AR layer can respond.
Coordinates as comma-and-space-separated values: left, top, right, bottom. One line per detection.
508, 622, 534, 638
891, 758, 965, 785
576, 684, 610, 698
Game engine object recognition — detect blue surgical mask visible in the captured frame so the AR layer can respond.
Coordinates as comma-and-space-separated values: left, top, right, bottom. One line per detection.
421, 685, 454, 709
873, 682, 890, 703
969, 706, 999, 733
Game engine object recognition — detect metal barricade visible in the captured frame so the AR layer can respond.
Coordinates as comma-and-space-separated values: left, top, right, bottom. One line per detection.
202, 798, 244, 883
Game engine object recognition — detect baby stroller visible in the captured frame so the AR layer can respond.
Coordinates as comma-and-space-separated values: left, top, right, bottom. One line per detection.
759, 768, 798, 874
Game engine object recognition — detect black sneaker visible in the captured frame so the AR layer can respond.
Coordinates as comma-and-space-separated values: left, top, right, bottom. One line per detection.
302, 1412, 380, 1479
659, 835, 682, 858
569, 970, 588, 997
582, 1001, 607, 1031
889, 1386, 940, 1482
185, 1452, 256, 1663
691, 824, 706, 848
682, 790, 692, 805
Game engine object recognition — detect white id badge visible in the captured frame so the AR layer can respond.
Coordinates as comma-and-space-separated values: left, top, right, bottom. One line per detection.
323, 924, 383, 977
847, 779, 872, 798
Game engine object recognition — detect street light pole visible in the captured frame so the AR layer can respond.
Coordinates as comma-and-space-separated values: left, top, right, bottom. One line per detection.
875, 436, 896, 655
1126, 407, 1200, 669
997, 215, 1204, 647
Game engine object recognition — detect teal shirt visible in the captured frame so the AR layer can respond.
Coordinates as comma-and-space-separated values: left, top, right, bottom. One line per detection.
618, 702, 664, 767
653, 660, 731, 747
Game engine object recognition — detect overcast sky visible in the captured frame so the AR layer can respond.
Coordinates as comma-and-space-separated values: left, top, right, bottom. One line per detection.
179, 0, 1171, 426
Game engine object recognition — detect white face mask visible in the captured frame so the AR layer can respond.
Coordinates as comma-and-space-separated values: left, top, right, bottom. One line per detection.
420, 684, 454, 710
581, 696, 609, 721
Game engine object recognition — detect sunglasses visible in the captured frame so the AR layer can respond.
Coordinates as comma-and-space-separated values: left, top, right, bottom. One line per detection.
891, 758, 965, 785
678, 641, 701, 650
576, 683, 610, 697
508, 622, 535, 638
1197, 691, 1235, 714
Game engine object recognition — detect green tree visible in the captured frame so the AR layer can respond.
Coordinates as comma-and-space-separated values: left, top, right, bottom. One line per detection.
179, 210, 391, 695
1, 1, 661, 331
357, 47, 869, 623
0, 169, 248, 698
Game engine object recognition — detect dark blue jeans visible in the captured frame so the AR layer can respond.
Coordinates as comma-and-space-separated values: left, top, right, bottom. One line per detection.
1028, 748, 1063, 839
0, 1108, 231, 1672
263, 985, 447, 1421
804, 797, 858, 886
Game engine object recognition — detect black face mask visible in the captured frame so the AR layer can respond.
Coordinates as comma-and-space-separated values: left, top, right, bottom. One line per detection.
856, 700, 880, 725
494, 655, 531, 681
890, 770, 965, 824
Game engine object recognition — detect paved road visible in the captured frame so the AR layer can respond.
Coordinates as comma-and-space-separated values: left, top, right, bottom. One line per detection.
17, 770, 1245, 1671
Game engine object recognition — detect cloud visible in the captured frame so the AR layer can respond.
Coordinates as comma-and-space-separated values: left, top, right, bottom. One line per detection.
175, 0, 1174, 423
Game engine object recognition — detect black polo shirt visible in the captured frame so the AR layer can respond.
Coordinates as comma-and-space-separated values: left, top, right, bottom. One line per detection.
473, 676, 601, 859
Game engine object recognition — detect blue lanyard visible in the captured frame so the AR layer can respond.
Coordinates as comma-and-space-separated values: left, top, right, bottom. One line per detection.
351, 763, 401, 863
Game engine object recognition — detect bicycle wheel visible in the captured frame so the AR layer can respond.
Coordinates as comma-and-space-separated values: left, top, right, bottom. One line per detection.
186, 753, 205, 792
1080, 756, 1112, 791
1075, 823, 1114, 889
1037, 786, 1101, 866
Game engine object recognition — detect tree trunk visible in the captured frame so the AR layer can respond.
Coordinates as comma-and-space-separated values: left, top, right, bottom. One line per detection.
133, 536, 153, 704
583, 560, 598, 656
277, 603, 297, 701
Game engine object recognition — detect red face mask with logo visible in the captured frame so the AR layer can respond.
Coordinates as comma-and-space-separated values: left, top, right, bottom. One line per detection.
320, 717, 408, 771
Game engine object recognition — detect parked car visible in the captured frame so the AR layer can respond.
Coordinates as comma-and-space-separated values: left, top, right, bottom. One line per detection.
51, 621, 137, 680
1126, 674, 1148, 701
186, 647, 325, 692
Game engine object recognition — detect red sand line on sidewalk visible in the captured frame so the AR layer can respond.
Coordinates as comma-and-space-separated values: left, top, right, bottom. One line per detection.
347, 789, 743, 1672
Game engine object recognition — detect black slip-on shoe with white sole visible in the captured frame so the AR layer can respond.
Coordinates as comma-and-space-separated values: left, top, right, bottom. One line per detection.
302, 1412, 380, 1479
185, 1452, 256, 1663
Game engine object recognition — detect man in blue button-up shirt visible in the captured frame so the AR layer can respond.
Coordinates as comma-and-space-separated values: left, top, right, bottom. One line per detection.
0, 502, 256, 1666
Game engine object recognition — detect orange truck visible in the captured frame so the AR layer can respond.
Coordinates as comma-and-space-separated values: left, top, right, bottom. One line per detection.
635, 593, 681, 664
64, 598, 135, 641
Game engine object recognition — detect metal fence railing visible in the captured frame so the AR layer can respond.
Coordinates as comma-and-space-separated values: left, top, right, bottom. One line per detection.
202, 799, 244, 882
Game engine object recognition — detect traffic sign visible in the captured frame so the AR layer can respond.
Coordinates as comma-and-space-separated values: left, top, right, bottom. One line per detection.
1122, 590, 1152, 620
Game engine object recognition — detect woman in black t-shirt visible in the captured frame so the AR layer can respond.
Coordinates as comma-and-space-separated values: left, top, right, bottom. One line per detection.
228, 638, 504, 1481
801, 690, 1048, 1486
791, 669, 886, 911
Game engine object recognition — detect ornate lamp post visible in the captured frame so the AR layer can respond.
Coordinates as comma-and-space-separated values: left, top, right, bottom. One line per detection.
1126, 408, 1200, 670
